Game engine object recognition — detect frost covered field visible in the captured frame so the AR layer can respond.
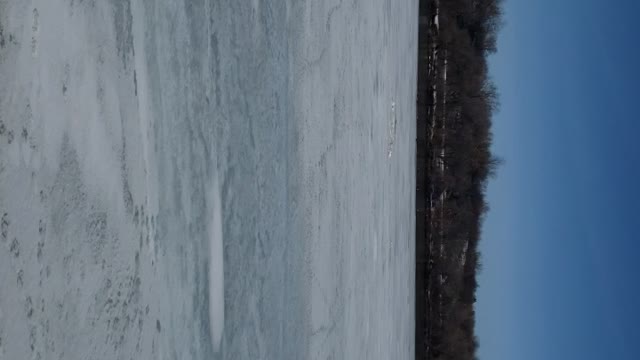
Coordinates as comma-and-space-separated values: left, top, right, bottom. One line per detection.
0, 0, 416, 359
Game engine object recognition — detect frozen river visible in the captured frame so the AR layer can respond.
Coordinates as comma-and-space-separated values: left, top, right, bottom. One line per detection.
0, 0, 417, 359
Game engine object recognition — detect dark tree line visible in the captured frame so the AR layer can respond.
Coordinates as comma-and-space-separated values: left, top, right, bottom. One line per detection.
416, 0, 503, 359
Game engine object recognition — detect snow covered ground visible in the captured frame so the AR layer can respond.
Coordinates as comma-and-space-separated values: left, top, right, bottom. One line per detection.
0, 0, 417, 359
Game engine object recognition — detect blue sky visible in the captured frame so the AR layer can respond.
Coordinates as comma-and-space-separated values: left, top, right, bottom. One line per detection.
477, 0, 640, 359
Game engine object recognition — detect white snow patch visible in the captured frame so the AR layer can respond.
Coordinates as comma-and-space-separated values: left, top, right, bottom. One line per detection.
208, 172, 225, 353
387, 101, 397, 158
460, 241, 469, 266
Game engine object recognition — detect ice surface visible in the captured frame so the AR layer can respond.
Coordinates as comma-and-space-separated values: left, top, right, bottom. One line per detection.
0, 0, 417, 359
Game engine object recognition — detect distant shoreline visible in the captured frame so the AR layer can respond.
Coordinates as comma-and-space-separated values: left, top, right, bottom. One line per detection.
415, 0, 503, 359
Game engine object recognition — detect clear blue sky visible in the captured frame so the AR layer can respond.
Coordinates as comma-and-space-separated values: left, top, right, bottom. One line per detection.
477, 0, 640, 359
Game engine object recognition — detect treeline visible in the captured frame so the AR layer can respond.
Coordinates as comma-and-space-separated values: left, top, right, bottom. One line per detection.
416, 0, 503, 359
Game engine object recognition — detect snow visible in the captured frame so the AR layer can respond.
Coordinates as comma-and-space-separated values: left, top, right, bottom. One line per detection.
0, 0, 417, 359
208, 173, 225, 353
388, 101, 398, 158
460, 241, 469, 266
433, 0, 440, 30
